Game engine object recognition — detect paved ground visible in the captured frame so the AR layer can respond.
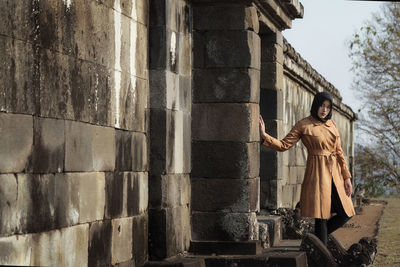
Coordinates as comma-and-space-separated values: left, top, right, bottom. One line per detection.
333, 200, 386, 249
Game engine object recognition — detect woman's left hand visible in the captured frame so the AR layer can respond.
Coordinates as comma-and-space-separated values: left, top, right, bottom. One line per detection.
344, 178, 353, 197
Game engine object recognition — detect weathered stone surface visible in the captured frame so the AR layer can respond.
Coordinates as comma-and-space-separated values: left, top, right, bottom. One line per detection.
149, 0, 166, 26
191, 211, 258, 241
149, 206, 191, 260
133, 214, 149, 266
260, 149, 278, 180
132, 132, 148, 171
101, 0, 149, 27
260, 62, 284, 90
165, 0, 191, 34
193, 68, 260, 103
105, 172, 148, 219
203, 30, 260, 69
166, 110, 191, 174
16, 174, 56, 234
0, 113, 33, 173
260, 88, 283, 120
191, 177, 259, 212
65, 120, 115, 171
300, 233, 337, 267
112, 217, 133, 265
54, 172, 105, 225
261, 42, 283, 65
190, 240, 262, 255
60, 224, 89, 267
257, 216, 282, 247
149, 109, 167, 174
192, 103, 259, 142
149, 26, 167, 69
0, 224, 88, 266
193, 5, 259, 33
0, 174, 18, 235
192, 141, 259, 179
28, 117, 64, 173
115, 130, 133, 171
260, 180, 277, 210
178, 33, 192, 76
89, 220, 112, 267
0, 37, 36, 114
161, 174, 191, 208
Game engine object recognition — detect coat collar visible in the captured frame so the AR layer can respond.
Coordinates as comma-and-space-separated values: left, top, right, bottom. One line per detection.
308, 115, 333, 127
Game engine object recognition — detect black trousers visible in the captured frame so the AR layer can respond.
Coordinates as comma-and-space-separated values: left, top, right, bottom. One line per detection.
314, 179, 352, 246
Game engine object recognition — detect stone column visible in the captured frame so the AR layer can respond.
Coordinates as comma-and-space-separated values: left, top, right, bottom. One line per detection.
191, 2, 261, 241
148, 0, 192, 260
259, 32, 285, 210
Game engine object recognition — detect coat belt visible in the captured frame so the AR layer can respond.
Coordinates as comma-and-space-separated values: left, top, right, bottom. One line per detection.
308, 150, 337, 174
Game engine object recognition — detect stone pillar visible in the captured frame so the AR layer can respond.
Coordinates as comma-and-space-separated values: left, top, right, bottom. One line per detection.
148, 0, 192, 260
191, 2, 261, 241
259, 32, 285, 210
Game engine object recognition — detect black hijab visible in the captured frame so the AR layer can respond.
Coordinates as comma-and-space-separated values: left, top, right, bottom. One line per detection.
310, 91, 333, 123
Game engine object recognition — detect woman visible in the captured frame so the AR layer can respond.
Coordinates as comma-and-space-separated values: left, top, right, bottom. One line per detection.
259, 91, 355, 246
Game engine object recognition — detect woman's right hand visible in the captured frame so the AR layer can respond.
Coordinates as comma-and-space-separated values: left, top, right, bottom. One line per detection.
259, 115, 267, 140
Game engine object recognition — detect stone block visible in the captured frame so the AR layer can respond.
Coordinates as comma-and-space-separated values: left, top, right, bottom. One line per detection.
260, 149, 278, 180
16, 174, 57, 234
115, 130, 133, 171
0, 1, 35, 43
260, 62, 283, 90
149, 109, 167, 175
300, 233, 336, 267
261, 43, 283, 64
190, 240, 262, 255
260, 31, 283, 47
133, 214, 149, 266
0, 37, 36, 114
0, 174, 18, 236
191, 177, 259, 212
191, 211, 258, 241
260, 88, 283, 120
55, 172, 105, 225
101, 0, 149, 26
166, 110, 191, 174
257, 215, 282, 247
150, 69, 167, 109
89, 220, 112, 267
178, 33, 192, 76
193, 5, 259, 33
193, 31, 205, 68
149, 26, 167, 69
39, 49, 90, 122
260, 180, 278, 210
65, 120, 115, 171
59, 224, 89, 267
192, 103, 259, 142
166, 0, 191, 34
0, 224, 89, 266
204, 30, 260, 70
0, 113, 33, 173
192, 141, 259, 179
111, 217, 134, 265
161, 174, 191, 208
149, 0, 166, 26
132, 132, 148, 171
105, 172, 148, 219
111, 72, 148, 131
28, 117, 64, 173
149, 206, 190, 260
193, 68, 260, 104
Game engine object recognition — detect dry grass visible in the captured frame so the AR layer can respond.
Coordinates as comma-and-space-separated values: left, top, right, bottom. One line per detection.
374, 198, 400, 266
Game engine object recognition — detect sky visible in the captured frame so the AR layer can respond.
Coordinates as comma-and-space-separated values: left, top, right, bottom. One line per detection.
283, 0, 383, 113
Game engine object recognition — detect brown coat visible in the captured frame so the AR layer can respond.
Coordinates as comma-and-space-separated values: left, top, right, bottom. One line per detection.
262, 115, 355, 219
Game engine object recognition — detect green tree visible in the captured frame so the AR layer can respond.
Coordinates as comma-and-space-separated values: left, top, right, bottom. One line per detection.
349, 3, 400, 196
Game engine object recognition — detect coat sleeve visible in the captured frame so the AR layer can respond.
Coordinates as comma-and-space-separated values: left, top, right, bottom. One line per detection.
335, 134, 352, 180
261, 123, 301, 152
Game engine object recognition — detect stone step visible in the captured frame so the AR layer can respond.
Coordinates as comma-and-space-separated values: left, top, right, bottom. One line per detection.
257, 215, 283, 247
192, 251, 307, 267
143, 257, 206, 267
189, 240, 263, 255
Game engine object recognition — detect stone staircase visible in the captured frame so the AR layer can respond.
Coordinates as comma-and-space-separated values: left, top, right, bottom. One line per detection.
144, 215, 308, 267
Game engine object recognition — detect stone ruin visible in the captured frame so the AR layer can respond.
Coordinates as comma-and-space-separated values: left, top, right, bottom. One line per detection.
0, 0, 358, 266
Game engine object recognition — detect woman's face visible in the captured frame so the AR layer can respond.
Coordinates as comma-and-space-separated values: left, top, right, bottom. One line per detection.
318, 100, 331, 119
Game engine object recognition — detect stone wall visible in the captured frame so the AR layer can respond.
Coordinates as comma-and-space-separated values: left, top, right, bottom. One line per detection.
0, 1, 149, 266
260, 36, 356, 210
148, 0, 192, 260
